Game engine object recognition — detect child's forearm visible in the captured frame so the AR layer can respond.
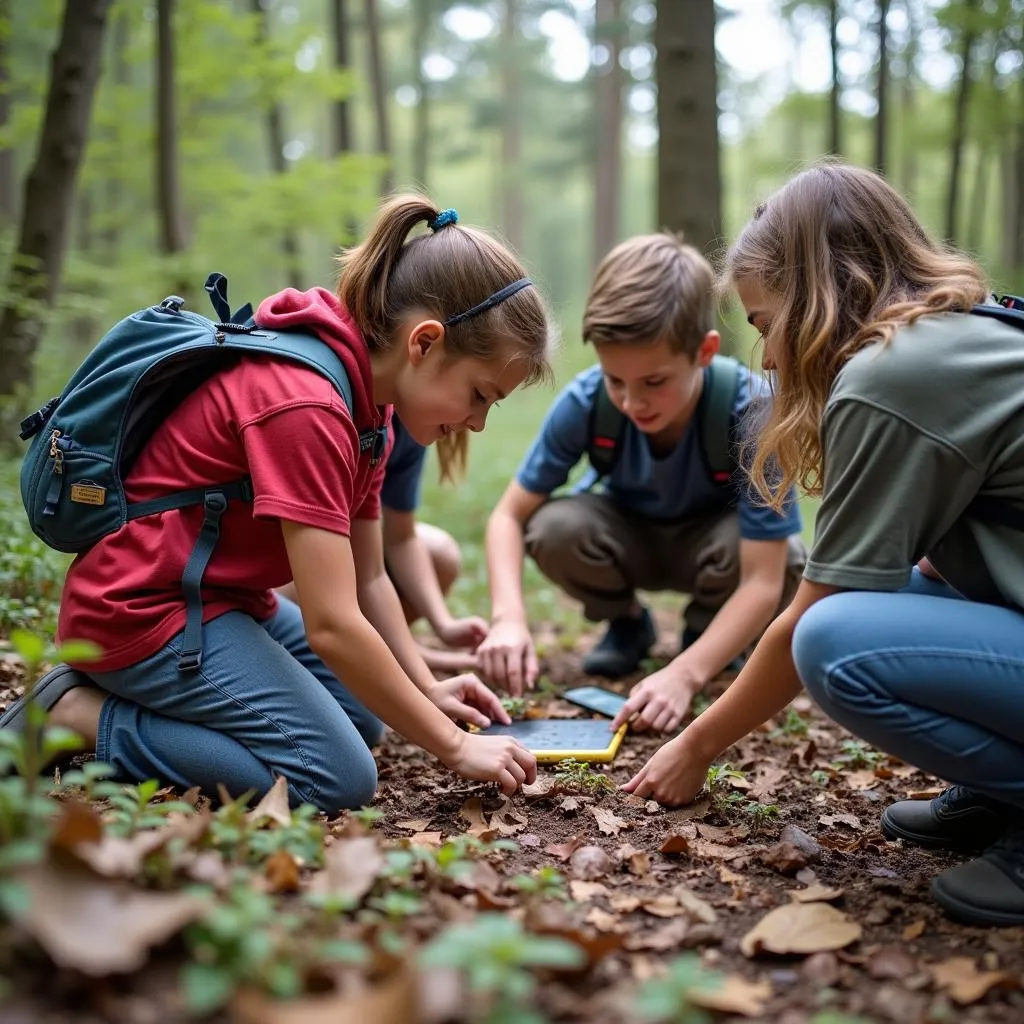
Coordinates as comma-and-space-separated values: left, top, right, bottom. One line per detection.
311, 613, 462, 762
486, 510, 528, 624
681, 578, 782, 685
384, 534, 452, 633
358, 572, 440, 694
685, 610, 803, 761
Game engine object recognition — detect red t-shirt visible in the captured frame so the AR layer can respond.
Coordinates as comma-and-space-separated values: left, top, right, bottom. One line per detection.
58, 289, 390, 672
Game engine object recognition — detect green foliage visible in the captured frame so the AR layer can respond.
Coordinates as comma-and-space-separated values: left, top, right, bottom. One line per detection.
770, 707, 810, 739
509, 865, 567, 900
183, 882, 369, 1014
420, 914, 585, 1023
500, 695, 528, 719
104, 779, 196, 838
811, 769, 832, 787
351, 805, 385, 829
744, 801, 781, 830
206, 792, 326, 868
553, 758, 615, 795
634, 954, 724, 1023
831, 740, 885, 770
690, 694, 712, 717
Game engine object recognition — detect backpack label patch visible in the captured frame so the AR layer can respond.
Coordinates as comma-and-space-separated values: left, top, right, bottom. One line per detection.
70, 483, 107, 506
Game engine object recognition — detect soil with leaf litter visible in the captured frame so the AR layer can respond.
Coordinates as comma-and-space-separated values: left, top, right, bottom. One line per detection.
2, 621, 1024, 1024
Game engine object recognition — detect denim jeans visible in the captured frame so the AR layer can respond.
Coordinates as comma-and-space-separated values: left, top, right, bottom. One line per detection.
793, 569, 1024, 811
88, 597, 383, 813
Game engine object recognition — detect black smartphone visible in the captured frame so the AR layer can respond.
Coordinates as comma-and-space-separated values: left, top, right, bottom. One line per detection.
562, 685, 628, 719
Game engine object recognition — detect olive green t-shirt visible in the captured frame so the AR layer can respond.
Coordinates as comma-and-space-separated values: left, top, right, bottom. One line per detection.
805, 311, 1024, 608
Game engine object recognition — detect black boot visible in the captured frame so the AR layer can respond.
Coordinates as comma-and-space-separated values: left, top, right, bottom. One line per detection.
582, 608, 656, 678
681, 625, 746, 673
880, 785, 1009, 851
931, 825, 1024, 927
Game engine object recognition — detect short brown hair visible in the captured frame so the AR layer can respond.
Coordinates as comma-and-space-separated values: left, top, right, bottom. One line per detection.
582, 233, 715, 355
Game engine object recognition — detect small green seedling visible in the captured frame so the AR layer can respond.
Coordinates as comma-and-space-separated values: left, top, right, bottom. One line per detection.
351, 805, 385, 829
500, 696, 527, 720
553, 757, 615, 795
104, 778, 195, 837
744, 801, 780, 831
831, 739, 885, 770
420, 914, 585, 1022
811, 769, 832, 787
367, 890, 424, 921
704, 762, 748, 812
770, 707, 810, 739
635, 953, 724, 1023
509, 865, 567, 900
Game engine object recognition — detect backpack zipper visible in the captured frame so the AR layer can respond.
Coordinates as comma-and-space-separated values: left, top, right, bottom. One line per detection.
43, 430, 65, 516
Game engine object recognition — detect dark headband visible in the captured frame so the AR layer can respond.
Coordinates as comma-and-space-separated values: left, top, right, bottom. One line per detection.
444, 278, 533, 327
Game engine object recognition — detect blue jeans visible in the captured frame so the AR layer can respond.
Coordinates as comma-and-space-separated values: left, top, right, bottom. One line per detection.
88, 598, 383, 813
793, 569, 1024, 811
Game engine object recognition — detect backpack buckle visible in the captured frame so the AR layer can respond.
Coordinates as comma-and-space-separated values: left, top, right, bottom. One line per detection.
159, 295, 186, 313
19, 397, 59, 441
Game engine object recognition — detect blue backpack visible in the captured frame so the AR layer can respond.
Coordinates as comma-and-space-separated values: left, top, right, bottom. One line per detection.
19, 273, 387, 671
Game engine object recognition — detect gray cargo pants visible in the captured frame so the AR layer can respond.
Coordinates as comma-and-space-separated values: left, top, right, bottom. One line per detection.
524, 493, 806, 632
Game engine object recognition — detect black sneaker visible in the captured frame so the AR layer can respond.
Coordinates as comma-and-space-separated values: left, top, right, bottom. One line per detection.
0, 664, 92, 732
931, 825, 1024, 927
681, 625, 746, 673
880, 785, 1009, 851
583, 608, 656, 678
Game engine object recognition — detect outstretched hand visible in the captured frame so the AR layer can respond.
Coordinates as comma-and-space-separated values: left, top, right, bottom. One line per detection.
621, 732, 711, 807
430, 673, 510, 729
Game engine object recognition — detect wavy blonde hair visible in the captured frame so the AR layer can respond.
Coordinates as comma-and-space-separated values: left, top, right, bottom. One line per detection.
723, 161, 988, 510
435, 430, 468, 484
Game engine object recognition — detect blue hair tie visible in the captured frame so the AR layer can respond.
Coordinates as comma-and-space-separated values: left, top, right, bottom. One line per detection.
429, 208, 458, 231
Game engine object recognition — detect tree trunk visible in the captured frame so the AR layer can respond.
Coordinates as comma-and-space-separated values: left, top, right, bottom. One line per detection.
944, 0, 979, 242
0, 0, 14, 225
655, 0, 722, 257
411, 0, 429, 188
874, 0, 889, 174
898, 0, 917, 197
828, 0, 842, 155
593, 0, 624, 267
0, 0, 112, 410
1013, 71, 1024, 270
156, 0, 188, 268
252, 0, 303, 289
501, 0, 523, 251
330, 0, 353, 156
102, 6, 130, 261
365, 0, 393, 195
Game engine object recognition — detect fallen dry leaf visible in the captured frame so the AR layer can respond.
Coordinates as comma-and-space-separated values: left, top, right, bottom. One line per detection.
719, 866, 745, 885
396, 818, 431, 832
867, 946, 917, 980
246, 775, 292, 827
929, 957, 1017, 1005
591, 806, 628, 836
906, 787, 945, 800
568, 844, 610, 879
233, 965, 417, 1023
740, 902, 862, 958
659, 834, 691, 855
264, 849, 300, 893
819, 813, 861, 830
310, 836, 382, 904
790, 884, 844, 903
546, 834, 586, 861
584, 907, 622, 932
902, 919, 926, 941
843, 769, 880, 791
696, 822, 748, 844
51, 800, 103, 849
642, 895, 685, 918
491, 796, 529, 837
71, 812, 211, 879
13, 856, 205, 975
559, 796, 583, 813
410, 831, 443, 849
569, 880, 609, 902
688, 975, 772, 1017
627, 918, 689, 951
672, 885, 718, 924
749, 765, 787, 801
459, 797, 492, 837
611, 894, 641, 914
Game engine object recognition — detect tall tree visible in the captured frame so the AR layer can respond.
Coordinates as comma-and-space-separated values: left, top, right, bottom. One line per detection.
593, 0, 624, 266
156, 0, 188, 272
0, 0, 13, 224
411, 0, 431, 189
330, 0, 354, 157
251, 0, 302, 289
0, 0, 112, 411
875, 0, 890, 174
501, 0, 524, 250
945, 0, 980, 241
828, 0, 842, 154
365, 0, 394, 195
898, 0, 919, 196
655, 0, 721, 257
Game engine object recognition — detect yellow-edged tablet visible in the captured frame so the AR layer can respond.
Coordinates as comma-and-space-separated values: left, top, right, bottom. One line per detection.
481, 718, 627, 764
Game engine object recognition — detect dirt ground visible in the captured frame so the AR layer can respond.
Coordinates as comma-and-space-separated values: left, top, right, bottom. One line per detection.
2, 617, 1024, 1024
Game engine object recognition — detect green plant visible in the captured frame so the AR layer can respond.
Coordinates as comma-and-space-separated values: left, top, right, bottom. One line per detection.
811, 769, 832, 787
59, 760, 121, 801
205, 793, 325, 867
420, 914, 585, 1024
500, 695, 527, 719
831, 740, 884, 770
509, 865, 567, 900
744, 801, 780, 830
770, 707, 809, 739
809, 1013, 872, 1024
367, 889, 424, 920
553, 757, 615, 794
104, 778, 196, 837
690, 694, 712, 717
183, 882, 368, 1014
635, 954, 724, 1023
351, 805, 385, 829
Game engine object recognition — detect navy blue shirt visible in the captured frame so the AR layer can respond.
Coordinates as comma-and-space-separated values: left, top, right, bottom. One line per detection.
516, 364, 802, 541
380, 415, 427, 513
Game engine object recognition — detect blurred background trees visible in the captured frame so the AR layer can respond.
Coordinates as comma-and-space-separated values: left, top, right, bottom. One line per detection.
0, 0, 1021, 412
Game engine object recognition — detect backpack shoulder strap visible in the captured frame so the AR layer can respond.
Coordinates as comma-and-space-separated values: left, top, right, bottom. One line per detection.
699, 355, 742, 487
587, 382, 626, 478
970, 295, 1024, 332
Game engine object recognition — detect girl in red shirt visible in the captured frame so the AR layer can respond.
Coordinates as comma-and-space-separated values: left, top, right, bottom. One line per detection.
2, 197, 550, 812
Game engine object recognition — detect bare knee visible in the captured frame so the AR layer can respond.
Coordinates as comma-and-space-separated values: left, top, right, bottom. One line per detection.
417, 522, 461, 595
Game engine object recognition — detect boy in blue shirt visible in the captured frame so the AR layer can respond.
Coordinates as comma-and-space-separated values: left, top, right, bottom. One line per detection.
478, 234, 805, 734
